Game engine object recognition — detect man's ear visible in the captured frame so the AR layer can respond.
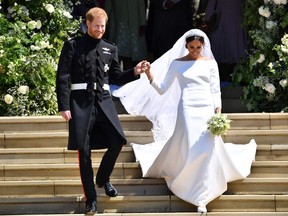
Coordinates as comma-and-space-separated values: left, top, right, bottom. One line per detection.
86, 20, 90, 27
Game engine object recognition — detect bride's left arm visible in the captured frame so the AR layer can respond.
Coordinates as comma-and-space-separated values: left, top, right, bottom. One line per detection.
210, 60, 222, 111
148, 61, 177, 95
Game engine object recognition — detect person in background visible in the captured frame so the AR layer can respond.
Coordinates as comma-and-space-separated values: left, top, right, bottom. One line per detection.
192, 0, 209, 32
146, 0, 194, 60
72, 0, 105, 34
56, 7, 146, 214
205, 0, 248, 82
104, 0, 148, 70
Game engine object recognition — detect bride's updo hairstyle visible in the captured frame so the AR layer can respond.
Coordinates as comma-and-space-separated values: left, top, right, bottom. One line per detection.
185, 35, 205, 45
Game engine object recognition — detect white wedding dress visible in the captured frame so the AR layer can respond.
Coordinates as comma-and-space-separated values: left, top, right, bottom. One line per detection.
131, 59, 256, 207
112, 29, 257, 209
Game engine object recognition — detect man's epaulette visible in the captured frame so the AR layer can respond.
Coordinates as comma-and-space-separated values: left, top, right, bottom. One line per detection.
69, 35, 82, 42
102, 38, 116, 46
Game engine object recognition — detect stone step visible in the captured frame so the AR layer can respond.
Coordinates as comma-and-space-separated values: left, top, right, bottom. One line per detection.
0, 194, 287, 214
0, 177, 287, 197
0, 114, 287, 215
0, 113, 287, 133
1, 161, 288, 181
256, 144, 288, 161
0, 145, 288, 165
222, 130, 288, 145
0, 116, 68, 132
0, 131, 153, 148
1, 129, 288, 149
227, 113, 288, 130
0, 163, 141, 181
3, 213, 288, 216
0, 115, 152, 132
0, 147, 135, 164
250, 161, 288, 177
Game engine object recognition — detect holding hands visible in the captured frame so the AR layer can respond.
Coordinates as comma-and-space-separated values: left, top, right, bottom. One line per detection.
134, 60, 153, 82
134, 60, 150, 73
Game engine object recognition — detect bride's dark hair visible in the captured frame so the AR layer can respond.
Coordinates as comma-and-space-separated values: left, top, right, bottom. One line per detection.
185, 35, 205, 44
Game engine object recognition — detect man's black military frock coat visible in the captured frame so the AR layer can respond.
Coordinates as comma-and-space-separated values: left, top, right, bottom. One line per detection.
56, 33, 139, 150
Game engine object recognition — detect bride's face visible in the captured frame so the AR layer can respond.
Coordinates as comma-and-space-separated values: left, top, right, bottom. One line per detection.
186, 40, 203, 60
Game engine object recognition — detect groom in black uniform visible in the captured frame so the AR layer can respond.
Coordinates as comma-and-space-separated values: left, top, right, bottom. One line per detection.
56, 7, 146, 214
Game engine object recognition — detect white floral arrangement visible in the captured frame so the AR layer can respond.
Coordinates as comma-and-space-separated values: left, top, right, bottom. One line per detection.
207, 113, 231, 136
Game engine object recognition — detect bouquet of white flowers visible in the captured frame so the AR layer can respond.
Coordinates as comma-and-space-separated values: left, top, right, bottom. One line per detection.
207, 113, 231, 136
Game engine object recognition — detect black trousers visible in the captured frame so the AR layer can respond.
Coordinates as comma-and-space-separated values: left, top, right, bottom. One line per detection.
78, 102, 123, 204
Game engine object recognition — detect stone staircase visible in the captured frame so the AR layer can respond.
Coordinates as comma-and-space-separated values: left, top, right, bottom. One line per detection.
0, 113, 288, 215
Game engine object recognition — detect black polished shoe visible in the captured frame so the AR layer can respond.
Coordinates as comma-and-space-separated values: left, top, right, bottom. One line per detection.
85, 200, 97, 215
99, 181, 118, 197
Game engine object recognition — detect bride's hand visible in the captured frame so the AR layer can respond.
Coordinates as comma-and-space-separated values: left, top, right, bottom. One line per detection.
215, 107, 221, 114
134, 60, 149, 75
143, 62, 153, 82
142, 62, 150, 73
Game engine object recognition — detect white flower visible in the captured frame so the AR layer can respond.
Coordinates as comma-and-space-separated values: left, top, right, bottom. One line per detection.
17, 85, 29, 94
279, 35, 288, 53
4, 94, 13, 104
268, 62, 274, 69
8, 62, 15, 71
273, 0, 287, 4
36, 20, 42, 29
37, 40, 51, 49
19, 5, 29, 17
253, 76, 269, 87
45, 4, 55, 14
257, 54, 265, 63
63, 11, 73, 19
266, 21, 277, 29
281, 45, 288, 53
264, 83, 276, 94
281, 34, 288, 46
264, 0, 271, 4
20, 56, 26, 62
258, 6, 271, 18
0, 49, 4, 57
279, 79, 288, 88
27, 20, 37, 30
30, 45, 40, 51
7, 6, 15, 14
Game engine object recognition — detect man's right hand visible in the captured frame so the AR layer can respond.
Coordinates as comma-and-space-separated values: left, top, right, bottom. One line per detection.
60, 110, 72, 121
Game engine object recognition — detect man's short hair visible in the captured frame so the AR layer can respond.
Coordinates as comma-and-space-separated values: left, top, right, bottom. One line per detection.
86, 7, 108, 22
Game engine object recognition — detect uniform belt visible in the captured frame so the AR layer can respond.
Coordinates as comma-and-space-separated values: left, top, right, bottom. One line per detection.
71, 83, 110, 91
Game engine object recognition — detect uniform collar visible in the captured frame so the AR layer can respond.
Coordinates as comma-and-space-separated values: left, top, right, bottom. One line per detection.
84, 33, 101, 45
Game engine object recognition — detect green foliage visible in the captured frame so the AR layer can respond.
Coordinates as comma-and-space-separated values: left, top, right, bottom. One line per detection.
0, 0, 81, 116
232, 0, 288, 112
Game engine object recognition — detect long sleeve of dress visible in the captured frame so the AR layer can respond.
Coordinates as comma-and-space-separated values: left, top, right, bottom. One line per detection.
150, 63, 177, 95
210, 60, 222, 109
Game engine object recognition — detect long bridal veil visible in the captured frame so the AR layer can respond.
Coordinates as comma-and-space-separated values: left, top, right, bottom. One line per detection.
112, 29, 214, 142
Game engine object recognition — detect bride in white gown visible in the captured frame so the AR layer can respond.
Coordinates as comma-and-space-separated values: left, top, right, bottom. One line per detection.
112, 29, 257, 213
